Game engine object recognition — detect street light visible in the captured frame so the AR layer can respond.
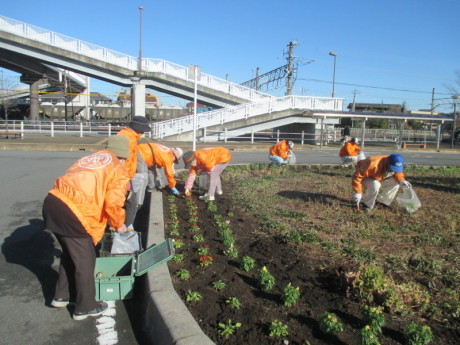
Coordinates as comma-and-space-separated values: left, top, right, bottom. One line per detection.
329, 52, 337, 98
138, 6, 144, 71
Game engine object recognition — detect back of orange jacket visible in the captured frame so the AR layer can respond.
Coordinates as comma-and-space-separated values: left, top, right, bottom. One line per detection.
352, 155, 405, 193
138, 143, 177, 188
269, 140, 290, 159
117, 128, 141, 178
48, 150, 130, 244
339, 141, 361, 157
190, 147, 232, 174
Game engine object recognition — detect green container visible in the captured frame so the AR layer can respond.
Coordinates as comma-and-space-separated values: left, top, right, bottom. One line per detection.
94, 238, 174, 301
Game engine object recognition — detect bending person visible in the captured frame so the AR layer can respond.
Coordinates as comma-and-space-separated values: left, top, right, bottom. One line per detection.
42, 136, 131, 321
136, 142, 183, 201
182, 147, 232, 201
352, 153, 411, 212
269, 140, 294, 165
339, 137, 362, 166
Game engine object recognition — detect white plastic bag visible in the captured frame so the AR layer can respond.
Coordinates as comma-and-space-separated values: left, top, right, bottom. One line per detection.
286, 151, 296, 165
111, 232, 140, 254
357, 151, 366, 161
396, 187, 421, 213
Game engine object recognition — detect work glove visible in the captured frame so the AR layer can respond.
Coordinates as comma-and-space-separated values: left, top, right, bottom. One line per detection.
184, 189, 191, 196
116, 224, 128, 234
400, 181, 412, 188
353, 193, 362, 203
170, 187, 180, 196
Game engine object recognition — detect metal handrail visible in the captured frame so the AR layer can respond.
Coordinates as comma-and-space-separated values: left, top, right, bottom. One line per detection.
152, 95, 343, 138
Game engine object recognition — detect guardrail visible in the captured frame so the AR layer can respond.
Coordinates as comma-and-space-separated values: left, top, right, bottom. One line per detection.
152, 96, 343, 138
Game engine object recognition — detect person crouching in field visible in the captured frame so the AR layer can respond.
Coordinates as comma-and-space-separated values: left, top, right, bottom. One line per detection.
182, 147, 232, 201
339, 137, 363, 166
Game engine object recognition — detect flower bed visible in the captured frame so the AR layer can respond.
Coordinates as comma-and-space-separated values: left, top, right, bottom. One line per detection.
165, 165, 459, 345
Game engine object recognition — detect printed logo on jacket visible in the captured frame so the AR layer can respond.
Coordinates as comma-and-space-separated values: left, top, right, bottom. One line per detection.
78, 152, 113, 169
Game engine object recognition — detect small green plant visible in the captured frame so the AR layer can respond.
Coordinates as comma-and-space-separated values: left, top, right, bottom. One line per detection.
192, 234, 205, 242
406, 323, 433, 345
282, 283, 300, 307
218, 319, 241, 338
226, 297, 241, 309
175, 268, 191, 280
173, 239, 184, 249
186, 290, 202, 302
354, 263, 388, 302
189, 223, 200, 232
169, 228, 180, 237
198, 255, 214, 267
172, 253, 184, 262
224, 245, 238, 258
212, 280, 226, 291
207, 201, 218, 212
362, 305, 385, 333
258, 266, 275, 291
269, 320, 289, 337
319, 312, 344, 334
360, 325, 380, 345
240, 255, 256, 272
196, 244, 210, 255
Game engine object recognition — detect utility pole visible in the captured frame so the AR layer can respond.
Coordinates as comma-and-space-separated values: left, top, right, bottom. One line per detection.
285, 41, 297, 96
352, 89, 357, 112
431, 88, 435, 115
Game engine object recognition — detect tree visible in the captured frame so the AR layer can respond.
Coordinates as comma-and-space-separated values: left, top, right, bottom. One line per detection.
0, 74, 21, 133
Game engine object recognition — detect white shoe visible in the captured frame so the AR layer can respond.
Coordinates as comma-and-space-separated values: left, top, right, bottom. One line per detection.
199, 194, 215, 201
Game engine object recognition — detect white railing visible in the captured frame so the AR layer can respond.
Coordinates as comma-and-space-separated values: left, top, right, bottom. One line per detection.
152, 96, 343, 138
0, 15, 272, 103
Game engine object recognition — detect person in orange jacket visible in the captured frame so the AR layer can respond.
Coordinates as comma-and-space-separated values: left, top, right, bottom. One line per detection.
182, 147, 232, 201
269, 140, 294, 165
42, 136, 131, 321
339, 137, 363, 166
352, 153, 412, 212
135, 142, 183, 201
116, 116, 151, 229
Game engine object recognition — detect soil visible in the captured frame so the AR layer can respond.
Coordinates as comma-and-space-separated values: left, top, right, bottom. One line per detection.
164, 182, 458, 345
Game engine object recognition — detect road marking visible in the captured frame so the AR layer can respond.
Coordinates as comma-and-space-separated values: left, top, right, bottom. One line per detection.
97, 301, 118, 345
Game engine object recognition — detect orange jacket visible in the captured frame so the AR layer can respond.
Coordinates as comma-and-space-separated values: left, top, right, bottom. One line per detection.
138, 143, 177, 188
339, 141, 361, 157
352, 155, 405, 193
269, 140, 291, 159
117, 128, 141, 178
48, 150, 130, 244
189, 147, 232, 174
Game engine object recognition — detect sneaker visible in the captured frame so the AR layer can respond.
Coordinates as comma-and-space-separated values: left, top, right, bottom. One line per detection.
51, 298, 70, 308
73, 302, 108, 321
216, 190, 223, 196
198, 194, 215, 201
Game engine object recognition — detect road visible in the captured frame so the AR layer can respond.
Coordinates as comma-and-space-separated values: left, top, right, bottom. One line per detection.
0, 149, 458, 344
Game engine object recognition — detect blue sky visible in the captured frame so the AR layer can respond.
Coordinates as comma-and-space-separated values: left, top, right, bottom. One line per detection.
2, 0, 459, 112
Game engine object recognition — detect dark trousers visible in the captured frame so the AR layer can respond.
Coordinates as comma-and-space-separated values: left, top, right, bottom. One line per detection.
54, 234, 98, 313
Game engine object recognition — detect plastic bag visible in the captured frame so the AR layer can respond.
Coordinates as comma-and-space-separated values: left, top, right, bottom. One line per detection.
199, 174, 209, 190
286, 151, 296, 165
396, 187, 421, 213
111, 232, 140, 254
357, 151, 366, 161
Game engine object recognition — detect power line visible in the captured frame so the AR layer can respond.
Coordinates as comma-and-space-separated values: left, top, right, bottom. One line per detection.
297, 78, 452, 96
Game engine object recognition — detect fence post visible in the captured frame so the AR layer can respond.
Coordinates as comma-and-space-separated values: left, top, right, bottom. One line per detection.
224, 128, 228, 143
203, 127, 207, 142
108, 123, 111, 136
277, 130, 280, 143
251, 130, 254, 144
301, 131, 304, 145
51, 122, 54, 137
80, 122, 83, 137
20, 121, 24, 139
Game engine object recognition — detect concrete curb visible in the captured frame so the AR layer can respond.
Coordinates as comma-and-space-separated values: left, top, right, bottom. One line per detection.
143, 189, 215, 345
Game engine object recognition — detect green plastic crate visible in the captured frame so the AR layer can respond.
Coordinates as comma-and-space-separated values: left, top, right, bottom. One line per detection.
94, 238, 174, 301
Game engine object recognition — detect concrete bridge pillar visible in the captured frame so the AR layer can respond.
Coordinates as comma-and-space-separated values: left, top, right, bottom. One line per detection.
21, 75, 47, 121
131, 79, 146, 117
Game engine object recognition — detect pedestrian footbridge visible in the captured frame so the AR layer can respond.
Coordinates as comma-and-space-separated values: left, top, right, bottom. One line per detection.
0, 15, 452, 144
